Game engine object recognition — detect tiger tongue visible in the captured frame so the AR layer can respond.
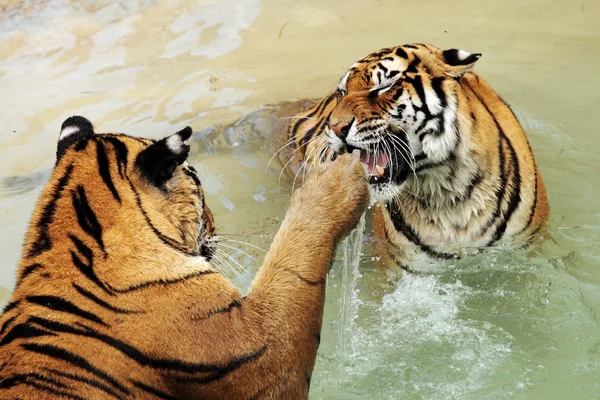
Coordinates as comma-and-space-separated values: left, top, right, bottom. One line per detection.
359, 150, 389, 176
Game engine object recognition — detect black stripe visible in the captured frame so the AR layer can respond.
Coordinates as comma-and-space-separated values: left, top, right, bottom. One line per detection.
204, 299, 242, 319
464, 81, 522, 244
26, 381, 84, 400
285, 269, 325, 286
28, 316, 267, 376
464, 173, 483, 200
72, 284, 139, 314
2, 301, 20, 315
395, 47, 408, 59
182, 166, 202, 187
126, 180, 192, 255
513, 126, 539, 236
489, 134, 521, 244
377, 62, 388, 74
290, 93, 335, 139
520, 171, 538, 235
23, 372, 70, 389
21, 342, 130, 395
44, 368, 126, 400
408, 75, 429, 116
101, 136, 129, 179
387, 203, 453, 259
414, 153, 427, 162
0, 316, 16, 335
173, 346, 267, 384
130, 380, 181, 400
301, 116, 327, 150
404, 58, 420, 74
69, 235, 113, 295
27, 165, 74, 258
0, 374, 84, 400
392, 87, 404, 102
17, 263, 44, 286
431, 77, 447, 109
26, 295, 108, 327
71, 185, 105, 253
96, 141, 121, 203
0, 322, 56, 346
103, 133, 152, 146
415, 152, 456, 173
107, 269, 218, 294
463, 81, 507, 238
299, 93, 337, 148
485, 135, 508, 235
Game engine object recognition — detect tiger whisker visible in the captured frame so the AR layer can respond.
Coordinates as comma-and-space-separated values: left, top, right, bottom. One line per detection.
277, 135, 324, 192
218, 243, 258, 262
217, 237, 267, 253
292, 161, 307, 192
324, 62, 346, 75
278, 116, 319, 121
265, 134, 300, 173
214, 249, 252, 286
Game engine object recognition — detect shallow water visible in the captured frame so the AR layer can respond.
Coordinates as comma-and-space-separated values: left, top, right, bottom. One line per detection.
1, 0, 599, 398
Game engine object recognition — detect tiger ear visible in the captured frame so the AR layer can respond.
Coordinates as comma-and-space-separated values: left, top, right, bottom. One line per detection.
441, 49, 481, 77
136, 126, 193, 186
57, 116, 95, 162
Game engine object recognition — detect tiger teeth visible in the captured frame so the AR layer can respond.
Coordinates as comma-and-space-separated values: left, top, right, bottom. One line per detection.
375, 165, 385, 176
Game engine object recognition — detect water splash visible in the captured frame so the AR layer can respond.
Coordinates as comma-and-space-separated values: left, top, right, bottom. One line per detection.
337, 212, 366, 358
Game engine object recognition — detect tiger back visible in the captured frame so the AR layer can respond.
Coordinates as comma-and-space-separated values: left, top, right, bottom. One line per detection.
281, 43, 549, 270
0, 116, 369, 399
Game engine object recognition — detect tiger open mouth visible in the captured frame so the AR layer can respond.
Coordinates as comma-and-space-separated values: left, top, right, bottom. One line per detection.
345, 140, 409, 186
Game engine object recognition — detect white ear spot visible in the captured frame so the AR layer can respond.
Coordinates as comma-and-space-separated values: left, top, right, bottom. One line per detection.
166, 134, 184, 153
59, 126, 80, 141
457, 50, 471, 61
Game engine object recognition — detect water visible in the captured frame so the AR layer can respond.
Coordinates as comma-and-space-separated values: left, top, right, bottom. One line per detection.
336, 212, 366, 358
1, 1, 600, 399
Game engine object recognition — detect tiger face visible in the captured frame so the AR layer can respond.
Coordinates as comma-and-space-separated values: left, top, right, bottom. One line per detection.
48, 116, 216, 262
325, 44, 481, 200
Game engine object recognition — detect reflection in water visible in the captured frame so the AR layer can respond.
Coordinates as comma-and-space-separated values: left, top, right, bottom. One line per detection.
1, 0, 600, 399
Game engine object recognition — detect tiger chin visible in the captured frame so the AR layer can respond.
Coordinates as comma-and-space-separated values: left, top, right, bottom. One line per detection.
282, 43, 550, 271
0, 117, 369, 398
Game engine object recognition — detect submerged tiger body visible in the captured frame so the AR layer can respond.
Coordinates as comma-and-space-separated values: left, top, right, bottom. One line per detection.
0, 117, 369, 399
280, 43, 549, 270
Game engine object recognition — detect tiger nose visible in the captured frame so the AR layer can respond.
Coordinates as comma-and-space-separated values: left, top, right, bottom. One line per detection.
329, 120, 351, 139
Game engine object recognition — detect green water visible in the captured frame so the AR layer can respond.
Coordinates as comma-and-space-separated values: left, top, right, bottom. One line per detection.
1, 0, 599, 398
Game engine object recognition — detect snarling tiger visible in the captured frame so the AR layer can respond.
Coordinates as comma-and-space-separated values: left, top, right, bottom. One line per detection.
0, 116, 369, 399
280, 43, 550, 270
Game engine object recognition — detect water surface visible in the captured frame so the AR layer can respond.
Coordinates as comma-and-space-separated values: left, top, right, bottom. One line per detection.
1, 1, 599, 398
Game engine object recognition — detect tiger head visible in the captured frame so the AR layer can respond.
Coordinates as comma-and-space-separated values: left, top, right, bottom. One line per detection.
325, 43, 481, 200
25, 116, 216, 267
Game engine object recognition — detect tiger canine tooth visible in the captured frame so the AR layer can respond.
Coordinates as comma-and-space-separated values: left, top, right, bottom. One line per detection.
352, 149, 361, 158
376, 165, 385, 176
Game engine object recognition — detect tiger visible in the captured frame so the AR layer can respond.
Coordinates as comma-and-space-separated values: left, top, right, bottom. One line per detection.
0, 116, 369, 399
279, 43, 550, 271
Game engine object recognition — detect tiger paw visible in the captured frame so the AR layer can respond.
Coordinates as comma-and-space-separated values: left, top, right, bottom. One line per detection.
291, 153, 370, 240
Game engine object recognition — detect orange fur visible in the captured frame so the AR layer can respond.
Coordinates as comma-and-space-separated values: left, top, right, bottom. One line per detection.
281, 44, 549, 271
0, 118, 369, 399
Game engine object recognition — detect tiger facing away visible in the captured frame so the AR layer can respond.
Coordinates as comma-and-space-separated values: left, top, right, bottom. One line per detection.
280, 43, 550, 271
0, 116, 370, 399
